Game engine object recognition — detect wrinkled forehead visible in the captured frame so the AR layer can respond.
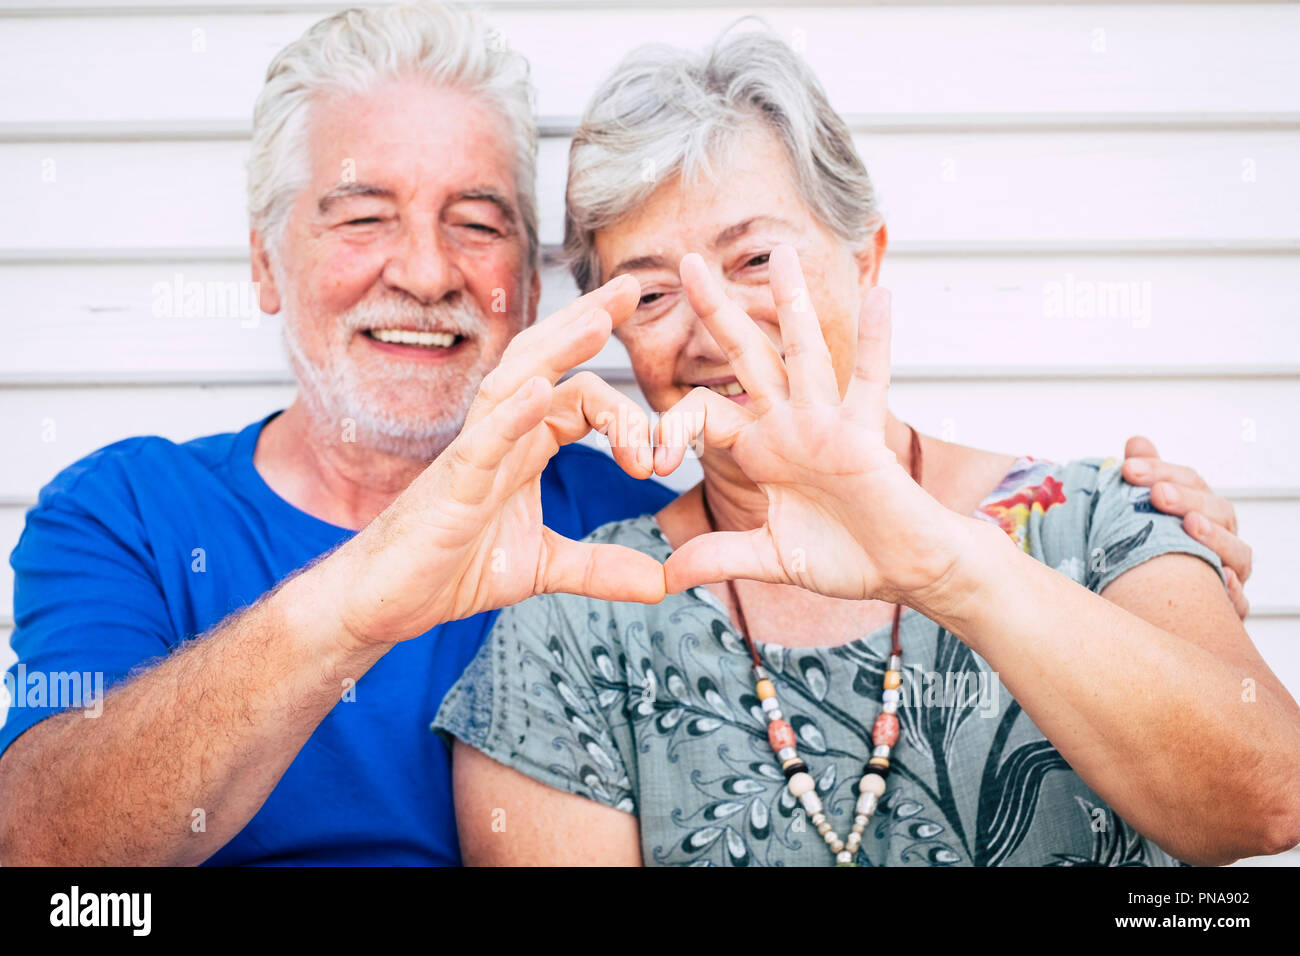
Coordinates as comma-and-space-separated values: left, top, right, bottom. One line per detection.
303, 78, 519, 203
592, 125, 817, 282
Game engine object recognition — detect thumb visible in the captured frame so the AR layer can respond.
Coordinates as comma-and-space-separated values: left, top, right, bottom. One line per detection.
1124, 434, 1159, 460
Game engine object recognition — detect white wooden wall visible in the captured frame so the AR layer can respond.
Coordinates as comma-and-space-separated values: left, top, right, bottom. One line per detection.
0, 0, 1297, 864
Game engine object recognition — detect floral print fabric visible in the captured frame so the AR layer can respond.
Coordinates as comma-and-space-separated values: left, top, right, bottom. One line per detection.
434, 458, 1222, 866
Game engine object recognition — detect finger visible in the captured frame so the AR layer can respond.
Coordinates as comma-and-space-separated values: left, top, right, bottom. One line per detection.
548, 371, 653, 478
465, 306, 613, 428
1122, 456, 1210, 493
1183, 511, 1253, 584
663, 528, 785, 593
842, 285, 892, 429
1123, 435, 1159, 461
538, 527, 667, 604
769, 244, 838, 406
1149, 481, 1238, 534
442, 376, 551, 507
679, 253, 788, 413
1224, 567, 1251, 621
652, 385, 752, 476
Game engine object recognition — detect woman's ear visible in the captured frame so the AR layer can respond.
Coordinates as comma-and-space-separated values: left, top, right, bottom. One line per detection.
249, 229, 282, 315
853, 220, 889, 290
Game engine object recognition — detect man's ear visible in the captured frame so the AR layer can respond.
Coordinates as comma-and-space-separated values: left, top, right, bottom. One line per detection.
250, 229, 283, 315
526, 266, 541, 326
853, 220, 889, 290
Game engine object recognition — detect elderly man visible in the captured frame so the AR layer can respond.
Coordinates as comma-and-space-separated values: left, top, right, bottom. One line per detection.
0, 2, 1253, 866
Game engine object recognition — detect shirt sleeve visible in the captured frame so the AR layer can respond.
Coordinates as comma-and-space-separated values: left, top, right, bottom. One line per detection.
1, 479, 175, 758
432, 589, 637, 815
1083, 461, 1225, 594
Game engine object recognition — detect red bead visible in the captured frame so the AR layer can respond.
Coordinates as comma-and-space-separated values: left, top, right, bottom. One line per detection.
872, 712, 899, 748
767, 719, 797, 752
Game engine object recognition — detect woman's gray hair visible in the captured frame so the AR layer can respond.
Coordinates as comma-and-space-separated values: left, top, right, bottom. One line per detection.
563, 25, 881, 293
248, 1, 539, 275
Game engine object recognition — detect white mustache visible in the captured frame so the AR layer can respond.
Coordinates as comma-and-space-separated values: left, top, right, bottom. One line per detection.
341, 295, 488, 339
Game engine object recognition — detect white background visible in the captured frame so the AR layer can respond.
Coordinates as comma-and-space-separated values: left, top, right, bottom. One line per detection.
0, 0, 1296, 865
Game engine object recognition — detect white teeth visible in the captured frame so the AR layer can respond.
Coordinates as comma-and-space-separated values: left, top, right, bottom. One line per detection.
369, 328, 458, 348
708, 381, 746, 397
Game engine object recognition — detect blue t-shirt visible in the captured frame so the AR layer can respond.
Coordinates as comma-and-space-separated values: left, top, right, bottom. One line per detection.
0, 412, 675, 865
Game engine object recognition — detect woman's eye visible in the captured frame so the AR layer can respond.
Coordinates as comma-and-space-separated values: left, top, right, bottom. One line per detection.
746, 253, 771, 268
345, 217, 381, 226
462, 223, 500, 235
638, 292, 665, 307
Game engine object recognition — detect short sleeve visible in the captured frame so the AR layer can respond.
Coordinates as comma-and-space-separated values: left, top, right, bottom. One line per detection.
0, 483, 174, 758
432, 590, 637, 815
1083, 461, 1225, 594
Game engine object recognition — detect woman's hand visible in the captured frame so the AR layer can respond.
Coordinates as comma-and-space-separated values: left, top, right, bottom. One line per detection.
323, 275, 667, 649
655, 245, 988, 616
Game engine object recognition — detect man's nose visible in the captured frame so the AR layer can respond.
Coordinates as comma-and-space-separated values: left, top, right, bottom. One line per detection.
382, 222, 465, 304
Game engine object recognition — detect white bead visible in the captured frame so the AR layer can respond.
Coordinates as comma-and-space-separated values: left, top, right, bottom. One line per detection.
761, 697, 780, 714
873, 744, 891, 758
836, 850, 853, 864
860, 773, 886, 797
888, 655, 902, 671
786, 771, 816, 798
766, 709, 783, 722
799, 790, 824, 815
853, 813, 870, 829
824, 830, 839, 845
777, 746, 797, 761
830, 839, 845, 853
882, 689, 900, 705
882, 700, 898, 715
846, 831, 862, 849
856, 791, 878, 817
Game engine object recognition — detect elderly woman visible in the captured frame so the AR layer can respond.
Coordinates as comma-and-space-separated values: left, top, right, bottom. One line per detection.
432, 30, 1300, 866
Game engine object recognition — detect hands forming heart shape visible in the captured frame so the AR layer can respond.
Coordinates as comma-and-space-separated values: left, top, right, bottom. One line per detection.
332, 245, 980, 649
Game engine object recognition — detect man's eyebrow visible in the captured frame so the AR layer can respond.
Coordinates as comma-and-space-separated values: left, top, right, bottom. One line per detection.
317, 183, 394, 215
451, 189, 518, 222
711, 215, 797, 248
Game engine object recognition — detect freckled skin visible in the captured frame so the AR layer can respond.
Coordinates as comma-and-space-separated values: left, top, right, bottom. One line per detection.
593, 124, 887, 416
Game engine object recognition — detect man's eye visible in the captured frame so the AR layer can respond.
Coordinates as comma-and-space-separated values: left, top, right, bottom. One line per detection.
345, 217, 381, 226
638, 292, 665, 307
746, 253, 771, 268
462, 223, 500, 235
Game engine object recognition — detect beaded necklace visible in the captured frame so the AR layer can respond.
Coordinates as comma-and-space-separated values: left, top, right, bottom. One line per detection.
699, 424, 922, 867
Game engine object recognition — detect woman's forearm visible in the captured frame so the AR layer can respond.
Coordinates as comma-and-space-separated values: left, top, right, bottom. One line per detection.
920, 519, 1300, 865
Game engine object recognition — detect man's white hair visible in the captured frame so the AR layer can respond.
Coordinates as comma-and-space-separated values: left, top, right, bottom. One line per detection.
248, 1, 539, 275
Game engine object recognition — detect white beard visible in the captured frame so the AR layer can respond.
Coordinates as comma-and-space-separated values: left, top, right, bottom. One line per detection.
280, 291, 500, 462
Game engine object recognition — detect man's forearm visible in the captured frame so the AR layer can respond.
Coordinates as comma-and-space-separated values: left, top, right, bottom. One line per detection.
0, 564, 388, 866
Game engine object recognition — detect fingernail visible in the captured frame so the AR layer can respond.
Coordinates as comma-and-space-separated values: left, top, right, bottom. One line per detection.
1127, 460, 1149, 479
1187, 512, 1207, 536
1157, 482, 1179, 505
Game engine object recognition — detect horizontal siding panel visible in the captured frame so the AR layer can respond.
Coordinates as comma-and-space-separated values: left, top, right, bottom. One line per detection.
8, 130, 1299, 251
6, 255, 1298, 380
2, 6, 1298, 124
2, 380, 1296, 499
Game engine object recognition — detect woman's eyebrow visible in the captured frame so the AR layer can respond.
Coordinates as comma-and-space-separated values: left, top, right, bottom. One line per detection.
711, 215, 797, 247
607, 253, 671, 278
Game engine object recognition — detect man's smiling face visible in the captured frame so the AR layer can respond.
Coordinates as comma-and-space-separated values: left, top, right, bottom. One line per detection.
256, 75, 537, 459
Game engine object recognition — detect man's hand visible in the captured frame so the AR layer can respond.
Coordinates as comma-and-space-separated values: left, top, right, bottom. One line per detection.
1121, 436, 1252, 618
322, 274, 667, 649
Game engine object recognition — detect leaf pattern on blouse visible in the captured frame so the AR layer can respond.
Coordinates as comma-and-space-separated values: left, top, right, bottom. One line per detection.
434, 458, 1223, 866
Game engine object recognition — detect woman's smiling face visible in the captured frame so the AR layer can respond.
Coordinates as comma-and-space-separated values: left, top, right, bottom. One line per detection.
592, 122, 886, 414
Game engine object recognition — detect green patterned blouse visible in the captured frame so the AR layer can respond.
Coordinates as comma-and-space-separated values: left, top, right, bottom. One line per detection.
434, 457, 1222, 866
